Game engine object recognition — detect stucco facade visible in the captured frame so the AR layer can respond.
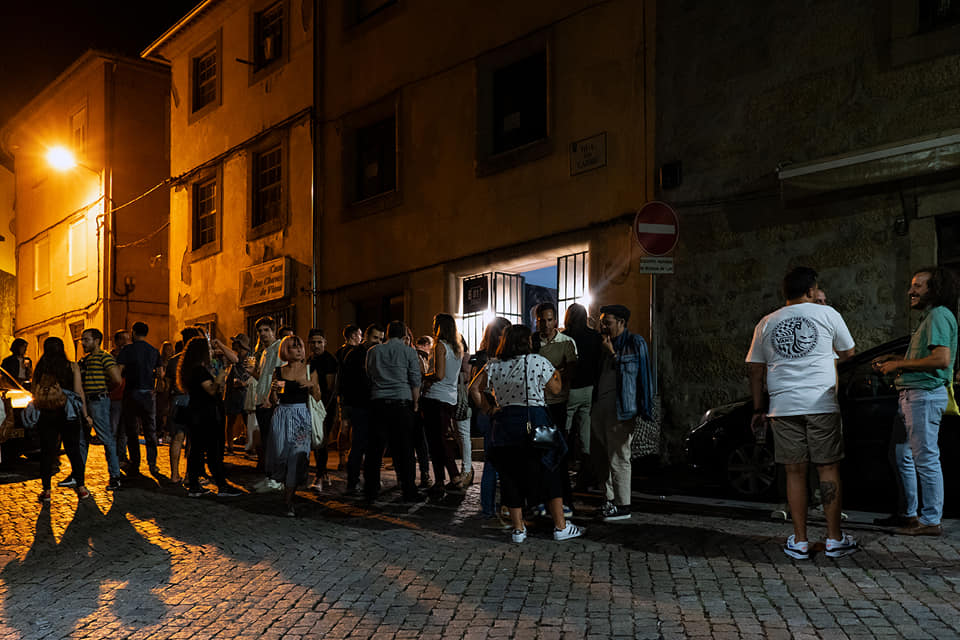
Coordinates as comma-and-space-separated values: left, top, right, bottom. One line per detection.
145, 0, 315, 342
655, 0, 960, 457
0, 52, 170, 360
315, 0, 657, 352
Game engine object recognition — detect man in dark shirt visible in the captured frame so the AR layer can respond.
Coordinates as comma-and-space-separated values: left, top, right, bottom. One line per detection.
116, 321, 161, 477
561, 303, 603, 489
307, 328, 338, 489
340, 324, 383, 494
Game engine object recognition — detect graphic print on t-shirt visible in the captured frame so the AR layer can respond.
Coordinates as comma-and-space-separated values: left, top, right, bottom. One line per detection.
771, 317, 819, 359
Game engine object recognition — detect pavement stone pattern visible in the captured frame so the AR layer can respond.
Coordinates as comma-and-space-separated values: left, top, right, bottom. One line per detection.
0, 444, 958, 639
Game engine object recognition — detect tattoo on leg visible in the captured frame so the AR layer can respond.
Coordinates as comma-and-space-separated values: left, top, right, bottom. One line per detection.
820, 481, 838, 506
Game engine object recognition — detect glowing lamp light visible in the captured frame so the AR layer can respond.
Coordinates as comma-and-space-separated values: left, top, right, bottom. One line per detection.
482, 309, 496, 326
578, 291, 593, 308
46, 146, 78, 171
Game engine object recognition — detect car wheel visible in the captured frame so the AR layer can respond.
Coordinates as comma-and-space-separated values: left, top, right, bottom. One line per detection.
726, 442, 776, 498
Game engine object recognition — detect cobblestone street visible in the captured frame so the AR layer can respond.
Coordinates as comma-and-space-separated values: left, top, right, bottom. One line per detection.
1, 446, 958, 640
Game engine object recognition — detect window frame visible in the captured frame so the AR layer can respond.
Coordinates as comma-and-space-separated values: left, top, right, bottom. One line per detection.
188, 31, 222, 122
475, 32, 553, 177
247, 136, 288, 239
67, 216, 88, 283
33, 234, 51, 298
889, 0, 960, 67
341, 92, 402, 217
249, 0, 290, 85
70, 104, 88, 158
188, 166, 223, 261
343, 0, 400, 30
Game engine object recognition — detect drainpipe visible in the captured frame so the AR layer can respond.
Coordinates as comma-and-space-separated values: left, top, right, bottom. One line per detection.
104, 60, 116, 340
310, 0, 324, 328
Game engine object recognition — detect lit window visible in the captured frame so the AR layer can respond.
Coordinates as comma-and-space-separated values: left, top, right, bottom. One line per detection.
34, 236, 50, 295
253, 146, 282, 228
193, 49, 218, 112
193, 178, 218, 249
68, 218, 87, 278
254, 3, 284, 71
71, 106, 87, 156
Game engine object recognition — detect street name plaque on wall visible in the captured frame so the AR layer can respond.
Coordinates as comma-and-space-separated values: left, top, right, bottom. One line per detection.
239, 257, 289, 307
570, 132, 607, 175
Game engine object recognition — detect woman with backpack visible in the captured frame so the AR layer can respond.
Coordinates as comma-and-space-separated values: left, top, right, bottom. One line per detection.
34, 337, 89, 503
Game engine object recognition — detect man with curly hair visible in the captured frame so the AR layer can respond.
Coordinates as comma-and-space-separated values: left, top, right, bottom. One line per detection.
876, 266, 958, 537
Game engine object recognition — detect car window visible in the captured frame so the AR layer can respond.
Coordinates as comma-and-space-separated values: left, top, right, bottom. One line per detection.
0, 367, 19, 391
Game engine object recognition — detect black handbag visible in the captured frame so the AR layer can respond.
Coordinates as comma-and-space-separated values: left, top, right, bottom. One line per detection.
524, 355, 558, 449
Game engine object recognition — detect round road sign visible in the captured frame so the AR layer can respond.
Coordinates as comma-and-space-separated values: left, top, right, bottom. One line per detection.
633, 201, 679, 256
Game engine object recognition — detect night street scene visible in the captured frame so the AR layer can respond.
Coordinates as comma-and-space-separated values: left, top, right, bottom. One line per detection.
2, 1, 960, 639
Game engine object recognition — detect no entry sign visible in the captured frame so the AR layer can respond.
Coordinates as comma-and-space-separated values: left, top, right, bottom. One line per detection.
633, 201, 679, 256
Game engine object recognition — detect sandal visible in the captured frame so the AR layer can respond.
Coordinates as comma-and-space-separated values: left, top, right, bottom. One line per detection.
76, 486, 91, 500
38, 490, 51, 503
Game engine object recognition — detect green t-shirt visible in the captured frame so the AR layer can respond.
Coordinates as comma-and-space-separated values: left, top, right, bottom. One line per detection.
895, 305, 958, 391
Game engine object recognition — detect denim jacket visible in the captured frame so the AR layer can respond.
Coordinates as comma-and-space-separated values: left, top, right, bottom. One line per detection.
611, 330, 653, 422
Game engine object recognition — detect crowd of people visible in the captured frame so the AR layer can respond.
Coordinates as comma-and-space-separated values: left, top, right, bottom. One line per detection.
23, 300, 655, 544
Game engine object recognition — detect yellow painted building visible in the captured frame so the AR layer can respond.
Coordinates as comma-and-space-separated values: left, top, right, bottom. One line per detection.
143, 0, 316, 342
0, 51, 171, 360
315, 0, 657, 351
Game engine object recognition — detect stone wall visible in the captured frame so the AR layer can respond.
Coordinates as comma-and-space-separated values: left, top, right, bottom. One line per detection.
654, 0, 959, 457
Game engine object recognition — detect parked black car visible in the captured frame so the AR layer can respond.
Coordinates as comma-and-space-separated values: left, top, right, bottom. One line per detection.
683, 337, 960, 516
0, 367, 35, 464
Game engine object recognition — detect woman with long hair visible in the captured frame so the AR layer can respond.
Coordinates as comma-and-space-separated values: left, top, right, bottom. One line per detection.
177, 336, 239, 497
421, 313, 464, 496
33, 337, 88, 503
469, 325, 583, 543
469, 317, 512, 527
269, 335, 322, 516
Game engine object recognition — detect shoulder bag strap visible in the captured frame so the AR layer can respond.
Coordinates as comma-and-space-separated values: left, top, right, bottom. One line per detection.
524, 355, 532, 430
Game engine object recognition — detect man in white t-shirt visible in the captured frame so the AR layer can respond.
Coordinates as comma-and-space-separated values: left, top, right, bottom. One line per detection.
746, 267, 858, 560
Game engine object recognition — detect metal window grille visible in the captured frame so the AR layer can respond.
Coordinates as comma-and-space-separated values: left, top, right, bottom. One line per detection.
246, 305, 296, 347
193, 178, 217, 248
557, 251, 589, 324
253, 146, 282, 228
193, 49, 217, 111
458, 272, 525, 354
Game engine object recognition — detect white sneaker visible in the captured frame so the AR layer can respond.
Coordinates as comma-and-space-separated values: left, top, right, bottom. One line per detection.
553, 522, 584, 541
511, 527, 527, 543
825, 533, 858, 558
783, 534, 810, 560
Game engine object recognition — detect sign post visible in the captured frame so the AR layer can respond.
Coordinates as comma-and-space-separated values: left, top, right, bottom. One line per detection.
633, 201, 680, 397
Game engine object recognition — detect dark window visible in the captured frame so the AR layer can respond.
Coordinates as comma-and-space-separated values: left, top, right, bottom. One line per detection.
253, 146, 282, 228
192, 49, 217, 111
193, 178, 217, 249
353, 116, 396, 202
918, 0, 960, 32
347, 0, 397, 26
254, 2, 284, 70
491, 51, 547, 155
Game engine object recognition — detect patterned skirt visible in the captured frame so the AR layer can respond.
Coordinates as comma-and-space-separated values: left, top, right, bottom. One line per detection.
267, 403, 312, 487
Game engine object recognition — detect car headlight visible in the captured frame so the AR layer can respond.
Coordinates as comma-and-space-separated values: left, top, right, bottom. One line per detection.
8, 392, 31, 409
700, 401, 745, 425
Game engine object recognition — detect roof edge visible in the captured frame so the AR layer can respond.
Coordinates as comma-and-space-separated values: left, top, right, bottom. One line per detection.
141, 0, 219, 59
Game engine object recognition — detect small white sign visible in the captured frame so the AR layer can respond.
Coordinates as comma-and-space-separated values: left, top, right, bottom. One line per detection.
570, 132, 607, 175
639, 256, 674, 274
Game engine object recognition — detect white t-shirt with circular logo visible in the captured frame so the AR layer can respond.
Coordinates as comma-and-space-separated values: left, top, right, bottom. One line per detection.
746, 302, 855, 417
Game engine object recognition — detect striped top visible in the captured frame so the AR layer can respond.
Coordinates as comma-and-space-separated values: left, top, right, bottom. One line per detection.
81, 349, 117, 395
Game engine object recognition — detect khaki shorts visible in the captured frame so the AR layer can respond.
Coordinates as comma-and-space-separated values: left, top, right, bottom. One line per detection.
769, 413, 844, 465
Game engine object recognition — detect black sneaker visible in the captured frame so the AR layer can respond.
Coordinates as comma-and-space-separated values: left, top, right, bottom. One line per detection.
187, 488, 213, 498
107, 478, 121, 492
57, 476, 78, 488
601, 503, 632, 522
217, 487, 243, 497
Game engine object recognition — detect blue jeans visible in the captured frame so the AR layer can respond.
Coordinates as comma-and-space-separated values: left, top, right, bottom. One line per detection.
476, 412, 498, 516
895, 386, 947, 525
80, 397, 121, 479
